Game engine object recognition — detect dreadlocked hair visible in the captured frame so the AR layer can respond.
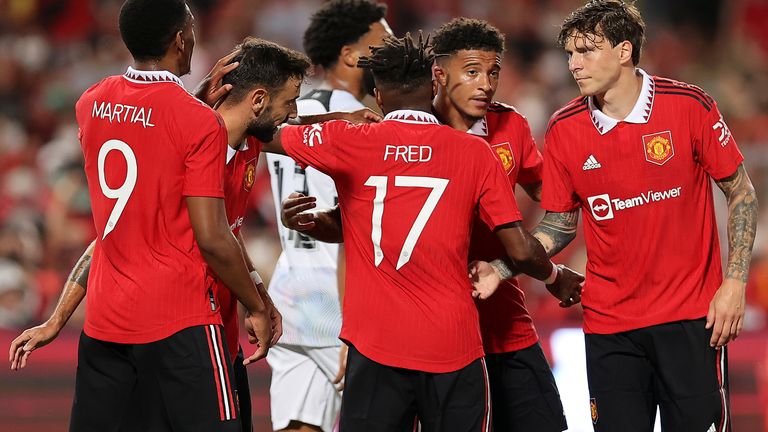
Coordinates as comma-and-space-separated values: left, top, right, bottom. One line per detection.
357, 31, 434, 93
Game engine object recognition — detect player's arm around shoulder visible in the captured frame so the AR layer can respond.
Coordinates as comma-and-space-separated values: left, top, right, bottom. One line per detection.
707, 163, 758, 348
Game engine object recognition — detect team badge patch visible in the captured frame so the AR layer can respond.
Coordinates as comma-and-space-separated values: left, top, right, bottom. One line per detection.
590, 398, 598, 424
642, 131, 674, 166
492, 142, 515, 173
243, 162, 256, 191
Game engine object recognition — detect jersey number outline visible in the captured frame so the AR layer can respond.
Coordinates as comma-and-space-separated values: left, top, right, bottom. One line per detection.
364, 176, 449, 270
98, 139, 137, 239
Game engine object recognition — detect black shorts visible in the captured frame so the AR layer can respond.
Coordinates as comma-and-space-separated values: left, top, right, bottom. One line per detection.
71, 325, 241, 432
485, 342, 567, 432
585, 318, 731, 432
339, 344, 490, 432
233, 347, 253, 432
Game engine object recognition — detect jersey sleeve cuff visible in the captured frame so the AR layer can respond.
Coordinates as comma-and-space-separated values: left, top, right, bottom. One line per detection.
182, 188, 225, 198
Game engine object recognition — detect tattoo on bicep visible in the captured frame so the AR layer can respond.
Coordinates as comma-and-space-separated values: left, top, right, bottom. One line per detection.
715, 165, 758, 282
531, 210, 579, 257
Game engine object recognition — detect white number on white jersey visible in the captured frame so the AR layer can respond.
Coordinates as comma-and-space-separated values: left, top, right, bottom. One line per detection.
97, 139, 137, 239
364, 175, 449, 270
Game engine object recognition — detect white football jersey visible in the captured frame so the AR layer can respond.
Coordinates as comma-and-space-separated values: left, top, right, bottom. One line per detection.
266, 89, 364, 347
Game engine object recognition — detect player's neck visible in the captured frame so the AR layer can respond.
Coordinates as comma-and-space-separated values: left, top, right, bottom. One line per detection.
593, 68, 643, 120
322, 67, 365, 101
132, 58, 181, 78
217, 108, 247, 149
433, 92, 475, 131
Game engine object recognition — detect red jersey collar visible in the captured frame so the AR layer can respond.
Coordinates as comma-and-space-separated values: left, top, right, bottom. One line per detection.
384, 110, 440, 125
588, 68, 655, 135
123, 67, 184, 88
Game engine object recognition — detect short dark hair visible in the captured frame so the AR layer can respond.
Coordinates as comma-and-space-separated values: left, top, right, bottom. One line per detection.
119, 0, 189, 62
303, 0, 388, 69
222, 37, 311, 102
357, 32, 434, 94
432, 17, 505, 56
558, 0, 645, 65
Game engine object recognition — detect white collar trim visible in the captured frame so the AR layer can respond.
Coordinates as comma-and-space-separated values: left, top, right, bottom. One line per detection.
588, 68, 655, 135
383, 110, 440, 125
467, 117, 488, 136
123, 67, 184, 88
226, 140, 250, 164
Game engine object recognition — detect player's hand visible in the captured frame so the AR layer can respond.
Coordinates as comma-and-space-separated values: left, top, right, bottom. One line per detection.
193, 50, 241, 108
332, 343, 348, 392
268, 303, 283, 347
546, 265, 585, 308
706, 278, 746, 348
281, 193, 318, 231
243, 310, 273, 365
469, 260, 501, 300
342, 108, 383, 124
9, 322, 61, 371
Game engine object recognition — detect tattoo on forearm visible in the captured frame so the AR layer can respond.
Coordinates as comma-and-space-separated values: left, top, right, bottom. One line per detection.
716, 165, 758, 283
69, 253, 92, 290
531, 210, 579, 257
490, 258, 515, 280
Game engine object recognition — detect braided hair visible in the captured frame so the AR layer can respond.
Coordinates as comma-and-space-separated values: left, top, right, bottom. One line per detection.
357, 31, 434, 93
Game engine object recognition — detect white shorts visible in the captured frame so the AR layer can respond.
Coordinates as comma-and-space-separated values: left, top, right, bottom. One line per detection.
267, 343, 342, 432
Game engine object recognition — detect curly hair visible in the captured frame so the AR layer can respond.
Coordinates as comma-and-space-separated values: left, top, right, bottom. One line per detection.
357, 32, 434, 94
223, 37, 311, 102
303, 0, 388, 69
557, 0, 645, 65
432, 17, 505, 56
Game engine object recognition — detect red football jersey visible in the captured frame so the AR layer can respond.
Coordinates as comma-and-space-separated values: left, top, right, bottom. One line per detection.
76, 68, 226, 343
541, 70, 744, 334
216, 137, 262, 360
466, 103, 544, 354
281, 110, 522, 372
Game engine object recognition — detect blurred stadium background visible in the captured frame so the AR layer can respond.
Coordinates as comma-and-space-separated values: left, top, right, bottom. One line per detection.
0, 0, 766, 430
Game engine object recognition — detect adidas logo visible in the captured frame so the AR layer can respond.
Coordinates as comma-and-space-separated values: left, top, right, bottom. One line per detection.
583, 154, 602, 170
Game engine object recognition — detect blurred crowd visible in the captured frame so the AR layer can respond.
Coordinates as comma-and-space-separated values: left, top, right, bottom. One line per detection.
0, 0, 767, 333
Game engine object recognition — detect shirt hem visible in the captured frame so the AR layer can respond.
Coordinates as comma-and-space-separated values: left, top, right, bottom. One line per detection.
583, 313, 708, 334
482, 333, 539, 354
342, 337, 485, 373
84, 315, 223, 344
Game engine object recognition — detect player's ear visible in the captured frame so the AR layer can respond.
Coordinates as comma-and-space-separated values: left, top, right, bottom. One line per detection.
251, 88, 269, 116
432, 62, 448, 86
340, 45, 357, 68
617, 40, 633, 65
374, 88, 383, 110
173, 30, 185, 55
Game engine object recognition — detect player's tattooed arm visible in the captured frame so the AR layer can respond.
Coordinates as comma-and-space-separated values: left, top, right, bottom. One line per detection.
485, 209, 578, 279
715, 164, 758, 283
531, 209, 580, 258
9, 239, 94, 370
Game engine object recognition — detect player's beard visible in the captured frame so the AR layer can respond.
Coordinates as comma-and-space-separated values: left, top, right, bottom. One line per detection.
247, 107, 279, 142
362, 69, 376, 97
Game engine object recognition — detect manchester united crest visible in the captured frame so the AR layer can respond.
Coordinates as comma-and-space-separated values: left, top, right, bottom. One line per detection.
642, 131, 674, 166
492, 142, 515, 173
590, 398, 598, 424
243, 162, 256, 191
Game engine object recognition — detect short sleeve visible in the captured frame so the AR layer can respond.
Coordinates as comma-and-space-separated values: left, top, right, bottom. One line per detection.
281, 120, 346, 176
182, 110, 226, 198
693, 102, 744, 180
477, 145, 522, 230
540, 126, 579, 212
516, 118, 543, 185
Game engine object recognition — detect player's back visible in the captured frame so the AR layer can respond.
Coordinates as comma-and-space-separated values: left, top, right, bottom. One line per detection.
75, 68, 226, 344
282, 110, 521, 372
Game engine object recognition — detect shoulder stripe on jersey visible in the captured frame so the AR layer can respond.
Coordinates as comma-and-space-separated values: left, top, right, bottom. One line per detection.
553, 98, 588, 120
548, 106, 588, 131
656, 90, 712, 112
488, 101, 516, 112
654, 79, 714, 104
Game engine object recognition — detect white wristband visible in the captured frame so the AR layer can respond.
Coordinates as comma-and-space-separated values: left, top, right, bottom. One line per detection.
542, 262, 558, 285
249, 270, 263, 286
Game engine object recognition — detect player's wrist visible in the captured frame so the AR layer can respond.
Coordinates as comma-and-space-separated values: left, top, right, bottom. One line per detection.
543, 262, 559, 285
249, 270, 263, 286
